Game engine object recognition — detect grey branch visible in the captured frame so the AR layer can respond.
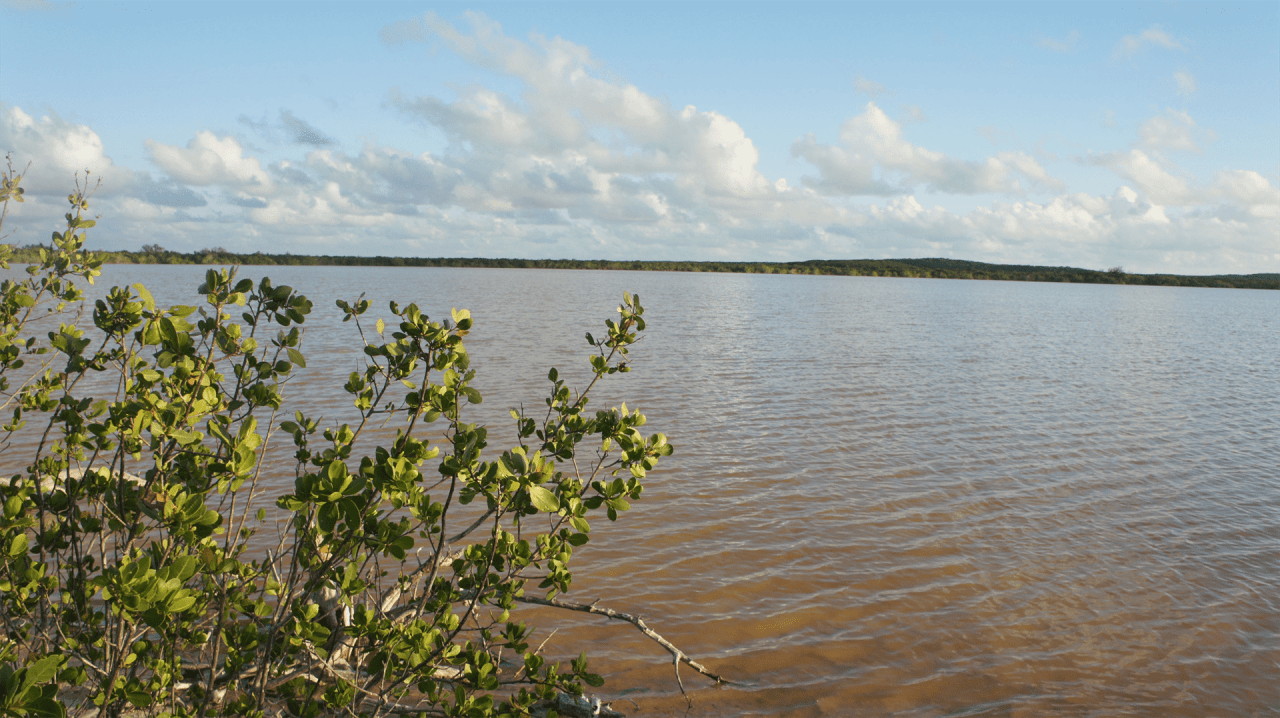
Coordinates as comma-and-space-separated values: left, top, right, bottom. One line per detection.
513, 595, 741, 691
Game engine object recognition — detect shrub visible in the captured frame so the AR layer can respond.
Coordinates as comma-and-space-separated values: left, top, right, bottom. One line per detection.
0, 163, 712, 718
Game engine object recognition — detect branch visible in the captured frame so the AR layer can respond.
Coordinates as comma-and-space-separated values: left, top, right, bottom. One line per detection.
513, 595, 741, 692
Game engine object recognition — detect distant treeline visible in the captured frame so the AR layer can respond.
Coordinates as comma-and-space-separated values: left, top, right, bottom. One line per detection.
7, 245, 1278, 290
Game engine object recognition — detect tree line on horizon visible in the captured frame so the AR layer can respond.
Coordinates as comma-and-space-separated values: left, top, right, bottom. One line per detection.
4, 243, 1276, 290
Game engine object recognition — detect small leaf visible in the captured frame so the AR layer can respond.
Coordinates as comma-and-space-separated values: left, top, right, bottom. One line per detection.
527, 486, 560, 513
21, 655, 62, 688
8, 533, 28, 558
287, 347, 307, 368
375, 318, 385, 334
132, 283, 156, 312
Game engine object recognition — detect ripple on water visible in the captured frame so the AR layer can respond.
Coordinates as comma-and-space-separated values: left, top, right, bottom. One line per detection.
7, 266, 1277, 716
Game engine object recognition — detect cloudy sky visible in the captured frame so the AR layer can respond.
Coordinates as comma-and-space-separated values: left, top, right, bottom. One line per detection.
1, 1, 1276, 274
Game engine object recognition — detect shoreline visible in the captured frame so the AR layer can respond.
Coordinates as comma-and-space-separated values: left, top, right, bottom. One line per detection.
6, 248, 1277, 290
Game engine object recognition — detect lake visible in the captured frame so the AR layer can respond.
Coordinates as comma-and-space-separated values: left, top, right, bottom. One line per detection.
15, 265, 1280, 716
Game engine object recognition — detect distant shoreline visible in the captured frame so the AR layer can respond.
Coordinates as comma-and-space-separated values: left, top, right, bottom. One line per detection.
9, 247, 1278, 290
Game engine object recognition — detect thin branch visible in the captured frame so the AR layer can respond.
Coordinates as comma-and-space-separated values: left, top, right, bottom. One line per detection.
513, 595, 741, 690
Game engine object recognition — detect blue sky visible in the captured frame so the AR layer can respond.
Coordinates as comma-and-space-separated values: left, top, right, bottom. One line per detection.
1, 1, 1276, 274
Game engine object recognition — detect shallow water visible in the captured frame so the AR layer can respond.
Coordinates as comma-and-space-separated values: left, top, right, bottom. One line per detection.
11, 265, 1280, 716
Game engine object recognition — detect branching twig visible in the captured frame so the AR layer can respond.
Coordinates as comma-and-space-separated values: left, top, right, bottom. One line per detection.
513, 595, 741, 692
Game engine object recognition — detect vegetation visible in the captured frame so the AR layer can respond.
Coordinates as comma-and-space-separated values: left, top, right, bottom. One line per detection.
0, 165, 720, 718
4, 245, 1275, 291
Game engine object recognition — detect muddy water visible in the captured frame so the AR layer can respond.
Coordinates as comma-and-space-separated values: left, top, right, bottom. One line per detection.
23, 266, 1280, 716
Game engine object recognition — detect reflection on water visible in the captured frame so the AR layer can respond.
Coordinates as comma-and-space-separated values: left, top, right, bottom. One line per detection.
11, 265, 1280, 716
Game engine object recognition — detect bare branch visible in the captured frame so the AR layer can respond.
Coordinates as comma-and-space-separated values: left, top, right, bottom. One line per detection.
513, 595, 741, 689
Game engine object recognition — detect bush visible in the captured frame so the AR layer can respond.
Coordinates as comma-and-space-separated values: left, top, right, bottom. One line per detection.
0, 164, 695, 718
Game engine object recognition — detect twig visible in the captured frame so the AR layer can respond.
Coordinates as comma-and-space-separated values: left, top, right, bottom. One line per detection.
510, 628, 558, 681
513, 595, 741, 692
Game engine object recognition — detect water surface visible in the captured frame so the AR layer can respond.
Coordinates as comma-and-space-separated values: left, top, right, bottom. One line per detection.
18, 266, 1280, 716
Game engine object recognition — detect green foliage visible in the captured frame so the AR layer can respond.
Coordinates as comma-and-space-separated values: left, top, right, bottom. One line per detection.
0, 165, 671, 717
3, 237, 1275, 290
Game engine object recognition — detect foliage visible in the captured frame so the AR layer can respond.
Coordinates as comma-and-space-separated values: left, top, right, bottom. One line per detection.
2, 242, 1275, 290
0, 163, 674, 718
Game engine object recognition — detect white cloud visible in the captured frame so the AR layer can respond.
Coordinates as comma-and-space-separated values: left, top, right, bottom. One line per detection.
1211, 170, 1280, 218
1137, 108, 1206, 152
146, 132, 274, 195
1173, 71, 1197, 97
1113, 24, 1186, 59
0, 104, 123, 194
0, 11, 1274, 275
384, 10, 779, 212
1091, 149, 1195, 206
1039, 30, 1080, 52
1090, 146, 1280, 223
792, 102, 1064, 196
853, 74, 889, 97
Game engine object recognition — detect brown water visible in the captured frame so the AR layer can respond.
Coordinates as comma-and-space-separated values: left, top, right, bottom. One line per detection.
14, 265, 1280, 716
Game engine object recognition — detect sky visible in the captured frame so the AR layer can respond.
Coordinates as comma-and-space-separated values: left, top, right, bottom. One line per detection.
0, 1, 1276, 274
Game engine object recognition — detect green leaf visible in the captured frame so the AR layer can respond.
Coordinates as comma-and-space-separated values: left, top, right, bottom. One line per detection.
131, 283, 155, 312
21, 655, 62, 688
527, 486, 560, 513
375, 317, 385, 334
287, 347, 307, 368
8, 533, 28, 558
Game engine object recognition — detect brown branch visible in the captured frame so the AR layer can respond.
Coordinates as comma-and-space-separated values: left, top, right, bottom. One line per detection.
513, 595, 741, 691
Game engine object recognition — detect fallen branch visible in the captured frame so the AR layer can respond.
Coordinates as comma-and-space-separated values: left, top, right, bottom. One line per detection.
513, 595, 741, 694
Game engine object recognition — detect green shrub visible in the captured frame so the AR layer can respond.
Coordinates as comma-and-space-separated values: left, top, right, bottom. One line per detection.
0, 163, 690, 718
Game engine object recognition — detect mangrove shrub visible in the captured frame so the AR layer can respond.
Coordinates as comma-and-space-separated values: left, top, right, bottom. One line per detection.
0, 164, 693, 718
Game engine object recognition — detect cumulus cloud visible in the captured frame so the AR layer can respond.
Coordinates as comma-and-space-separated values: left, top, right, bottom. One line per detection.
146, 132, 273, 194
1090, 144, 1279, 222
0, 12, 1273, 274
792, 102, 1064, 196
1173, 71, 1196, 97
1091, 149, 1195, 206
1039, 30, 1080, 52
1112, 24, 1186, 59
0, 104, 126, 194
1137, 108, 1205, 152
1212, 170, 1280, 216
380, 9, 780, 220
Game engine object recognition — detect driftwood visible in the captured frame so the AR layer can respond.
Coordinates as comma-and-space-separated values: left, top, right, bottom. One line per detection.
27, 466, 146, 493
515, 594, 741, 698
531, 692, 625, 718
